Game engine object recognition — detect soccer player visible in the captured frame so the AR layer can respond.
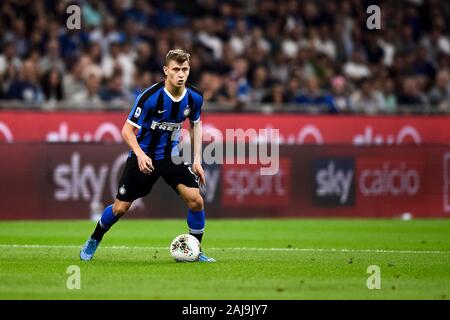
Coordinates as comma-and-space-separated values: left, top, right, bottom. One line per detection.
80, 49, 215, 262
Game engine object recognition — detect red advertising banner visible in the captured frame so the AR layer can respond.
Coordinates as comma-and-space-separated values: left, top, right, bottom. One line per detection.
221, 159, 291, 207
1, 111, 450, 145
354, 157, 430, 218
1, 143, 449, 220
296, 146, 446, 218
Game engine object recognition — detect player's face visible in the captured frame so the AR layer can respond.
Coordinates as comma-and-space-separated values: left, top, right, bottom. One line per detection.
164, 60, 190, 88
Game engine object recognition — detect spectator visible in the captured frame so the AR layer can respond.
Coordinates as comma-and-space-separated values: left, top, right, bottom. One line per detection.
154, 0, 186, 29
330, 75, 352, 112
285, 77, 302, 102
343, 50, 371, 81
59, 28, 90, 60
70, 68, 103, 109
134, 41, 158, 73
382, 78, 398, 113
412, 46, 436, 80
100, 72, 130, 105
0, 72, 5, 100
82, 0, 104, 28
229, 18, 248, 56
295, 76, 336, 113
310, 25, 337, 60
229, 58, 251, 103
63, 56, 91, 101
197, 16, 224, 60
428, 70, 450, 112
2, 63, 18, 96
397, 77, 428, 112
420, 28, 450, 63
269, 52, 290, 83
350, 78, 385, 114
216, 79, 239, 106
0, 41, 22, 75
41, 67, 63, 101
131, 71, 153, 100
249, 65, 271, 103
199, 72, 222, 102
88, 42, 103, 66
262, 82, 287, 104
6, 59, 44, 103
246, 27, 271, 56
4, 20, 29, 58
39, 39, 65, 74
89, 16, 124, 55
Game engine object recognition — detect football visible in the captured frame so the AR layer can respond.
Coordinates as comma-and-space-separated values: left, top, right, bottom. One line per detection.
170, 234, 201, 262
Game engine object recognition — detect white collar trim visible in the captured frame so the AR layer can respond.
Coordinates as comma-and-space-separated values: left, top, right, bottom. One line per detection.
164, 87, 187, 102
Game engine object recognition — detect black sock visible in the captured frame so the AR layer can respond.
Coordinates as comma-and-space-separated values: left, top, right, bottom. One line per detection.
91, 222, 109, 242
190, 232, 203, 243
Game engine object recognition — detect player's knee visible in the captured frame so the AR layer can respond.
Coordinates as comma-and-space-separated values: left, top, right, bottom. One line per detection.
187, 194, 204, 211
112, 202, 131, 217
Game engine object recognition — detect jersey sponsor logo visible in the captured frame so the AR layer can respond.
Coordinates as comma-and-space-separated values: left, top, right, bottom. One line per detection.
150, 120, 183, 131
134, 107, 142, 118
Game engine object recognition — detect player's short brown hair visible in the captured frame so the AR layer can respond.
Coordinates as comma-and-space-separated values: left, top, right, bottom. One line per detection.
165, 49, 190, 66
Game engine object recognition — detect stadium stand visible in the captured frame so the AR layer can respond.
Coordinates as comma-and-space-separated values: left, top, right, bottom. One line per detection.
0, 0, 449, 114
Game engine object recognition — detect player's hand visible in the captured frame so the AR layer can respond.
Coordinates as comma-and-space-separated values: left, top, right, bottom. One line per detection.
137, 152, 154, 174
192, 162, 206, 187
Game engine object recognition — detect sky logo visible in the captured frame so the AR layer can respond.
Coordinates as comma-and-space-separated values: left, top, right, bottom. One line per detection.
313, 158, 355, 207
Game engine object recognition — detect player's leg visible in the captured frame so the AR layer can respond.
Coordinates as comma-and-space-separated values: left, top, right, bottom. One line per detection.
80, 154, 158, 261
177, 184, 205, 243
90, 199, 132, 242
161, 161, 215, 262
80, 199, 132, 261
176, 184, 215, 262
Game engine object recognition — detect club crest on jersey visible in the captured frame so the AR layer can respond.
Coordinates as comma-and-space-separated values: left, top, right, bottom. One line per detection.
119, 185, 126, 195
183, 107, 191, 117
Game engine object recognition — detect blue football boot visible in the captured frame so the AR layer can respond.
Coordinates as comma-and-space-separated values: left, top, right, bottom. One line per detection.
79, 238, 100, 261
198, 252, 216, 262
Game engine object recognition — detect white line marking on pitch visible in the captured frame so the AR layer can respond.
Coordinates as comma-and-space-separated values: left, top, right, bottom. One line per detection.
0, 244, 448, 254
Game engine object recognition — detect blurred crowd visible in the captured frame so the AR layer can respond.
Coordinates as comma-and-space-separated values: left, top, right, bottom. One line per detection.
0, 0, 450, 113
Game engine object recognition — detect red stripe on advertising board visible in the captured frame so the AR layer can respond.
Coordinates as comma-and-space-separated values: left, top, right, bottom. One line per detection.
1, 111, 450, 145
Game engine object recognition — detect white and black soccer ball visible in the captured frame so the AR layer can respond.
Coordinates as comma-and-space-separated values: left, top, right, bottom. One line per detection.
170, 234, 201, 262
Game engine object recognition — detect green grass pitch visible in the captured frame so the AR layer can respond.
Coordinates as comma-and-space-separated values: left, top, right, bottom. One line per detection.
0, 219, 449, 299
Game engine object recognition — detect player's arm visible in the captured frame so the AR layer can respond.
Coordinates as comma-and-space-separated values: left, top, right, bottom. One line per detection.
190, 120, 206, 187
121, 122, 154, 174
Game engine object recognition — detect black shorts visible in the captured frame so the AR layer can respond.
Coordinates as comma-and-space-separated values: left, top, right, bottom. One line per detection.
116, 154, 200, 202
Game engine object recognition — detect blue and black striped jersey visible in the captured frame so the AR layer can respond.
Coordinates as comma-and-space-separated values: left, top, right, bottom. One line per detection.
127, 82, 203, 160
